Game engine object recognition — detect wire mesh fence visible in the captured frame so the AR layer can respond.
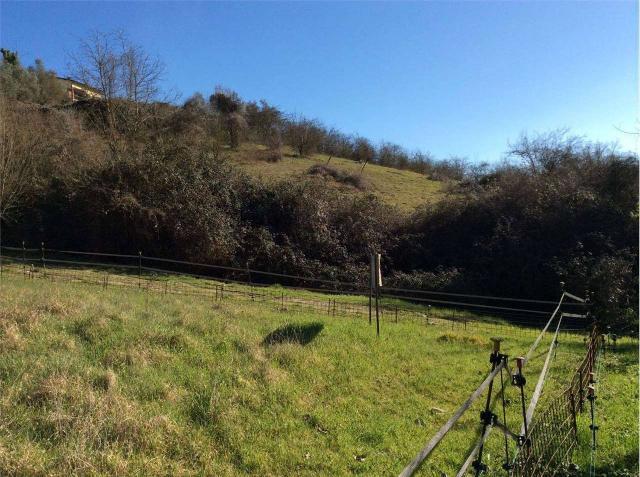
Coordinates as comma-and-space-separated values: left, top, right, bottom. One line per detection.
512, 327, 603, 476
0, 244, 589, 340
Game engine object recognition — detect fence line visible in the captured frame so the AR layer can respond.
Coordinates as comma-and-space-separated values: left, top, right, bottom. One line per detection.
398, 291, 594, 477
0, 243, 586, 317
512, 327, 603, 476
380, 285, 585, 307
0, 246, 602, 475
0, 252, 588, 341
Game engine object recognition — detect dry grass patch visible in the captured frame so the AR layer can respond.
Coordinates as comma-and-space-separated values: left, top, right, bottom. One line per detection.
437, 331, 488, 347
0, 439, 48, 477
0, 322, 24, 351
0, 305, 43, 332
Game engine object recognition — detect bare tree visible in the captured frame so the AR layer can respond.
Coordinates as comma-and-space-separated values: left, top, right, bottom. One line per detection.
285, 115, 324, 157
353, 137, 375, 172
71, 30, 120, 101
508, 129, 582, 174
0, 104, 40, 278
118, 33, 164, 107
69, 30, 165, 137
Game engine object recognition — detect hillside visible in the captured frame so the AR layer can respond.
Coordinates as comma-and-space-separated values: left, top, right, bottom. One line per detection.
0, 273, 637, 476
229, 144, 449, 213
2, 74, 638, 328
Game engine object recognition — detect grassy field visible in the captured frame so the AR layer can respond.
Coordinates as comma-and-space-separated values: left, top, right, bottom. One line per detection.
229, 144, 448, 213
0, 274, 636, 476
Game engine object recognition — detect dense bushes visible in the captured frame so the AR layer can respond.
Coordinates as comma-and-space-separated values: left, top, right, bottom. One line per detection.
1, 82, 637, 330
306, 164, 367, 190
392, 142, 638, 327
2, 101, 396, 284
0, 51, 66, 105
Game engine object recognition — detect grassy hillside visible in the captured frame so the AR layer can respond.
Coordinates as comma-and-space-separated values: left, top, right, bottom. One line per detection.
229, 144, 449, 213
0, 275, 636, 476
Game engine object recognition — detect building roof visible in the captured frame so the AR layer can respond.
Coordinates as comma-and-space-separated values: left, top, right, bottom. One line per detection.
56, 76, 103, 95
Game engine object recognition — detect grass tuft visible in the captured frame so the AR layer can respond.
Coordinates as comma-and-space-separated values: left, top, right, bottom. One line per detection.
437, 331, 487, 347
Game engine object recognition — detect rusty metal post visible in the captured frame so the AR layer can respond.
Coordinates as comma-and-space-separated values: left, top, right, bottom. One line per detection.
569, 389, 578, 444
578, 368, 584, 412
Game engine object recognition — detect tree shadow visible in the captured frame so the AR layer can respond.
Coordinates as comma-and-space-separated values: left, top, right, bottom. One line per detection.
262, 322, 324, 346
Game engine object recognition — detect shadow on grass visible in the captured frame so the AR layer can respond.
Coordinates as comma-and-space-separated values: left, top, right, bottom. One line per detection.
262, 322, 323, 346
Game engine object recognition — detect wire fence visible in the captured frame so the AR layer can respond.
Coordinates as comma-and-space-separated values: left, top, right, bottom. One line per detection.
0, 244, 604, 476
512, 327, 603, 476
0, 244, 589, 340
399, 290, 599, 477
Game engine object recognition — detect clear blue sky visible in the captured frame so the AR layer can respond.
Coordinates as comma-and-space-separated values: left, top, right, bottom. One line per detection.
1, 1, 637, 162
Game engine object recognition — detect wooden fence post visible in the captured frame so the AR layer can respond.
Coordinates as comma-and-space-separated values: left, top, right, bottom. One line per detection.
21, 241, 26, 279
369, 254, 374, 326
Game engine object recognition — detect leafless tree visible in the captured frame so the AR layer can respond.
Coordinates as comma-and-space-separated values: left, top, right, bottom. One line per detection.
70, 30, 120, 102
69, 30, 166, 137
508, 129, 583, 174
0, 104, 40, 277
118, 33, 164, 107
353, 137, 375, 172
285, 115, 324, 157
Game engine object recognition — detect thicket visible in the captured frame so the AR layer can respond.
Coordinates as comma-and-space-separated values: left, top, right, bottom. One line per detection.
0, 41, 637, 329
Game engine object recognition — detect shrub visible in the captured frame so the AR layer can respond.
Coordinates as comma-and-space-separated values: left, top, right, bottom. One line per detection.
306, 164, 367, 190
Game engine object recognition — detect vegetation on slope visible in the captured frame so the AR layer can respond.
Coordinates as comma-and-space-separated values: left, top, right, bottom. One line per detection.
0, 36, 638, 329
0, 276, 637, 476
230, 144, 447, 213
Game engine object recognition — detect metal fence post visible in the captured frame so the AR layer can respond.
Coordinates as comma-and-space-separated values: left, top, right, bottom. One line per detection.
569, 390, 578, 444
138, 251, 142, 288
587, 384, 598, 451
514, 356, 529, 451
578, 368, 584, 412
41, 242, 46, 277
22, 241, 26, 279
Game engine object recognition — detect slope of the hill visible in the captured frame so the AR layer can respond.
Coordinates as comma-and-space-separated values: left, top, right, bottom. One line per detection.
229, 144, 449, 213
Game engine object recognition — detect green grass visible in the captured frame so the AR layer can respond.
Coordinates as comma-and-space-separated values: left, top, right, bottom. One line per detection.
0, 274, 636, 476
229, 143, 449, 213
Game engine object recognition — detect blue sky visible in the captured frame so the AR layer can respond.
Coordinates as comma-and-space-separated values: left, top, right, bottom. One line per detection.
1, 1, 637, 162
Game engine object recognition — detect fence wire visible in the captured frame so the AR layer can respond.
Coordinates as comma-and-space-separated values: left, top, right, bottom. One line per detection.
512, 328, 602, 477
0, 251, 588, 341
